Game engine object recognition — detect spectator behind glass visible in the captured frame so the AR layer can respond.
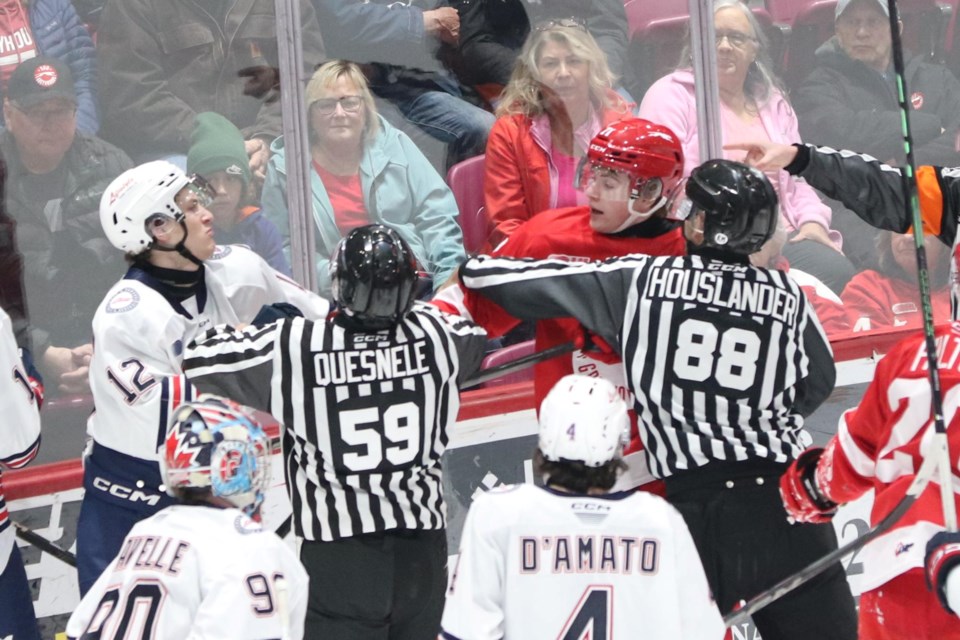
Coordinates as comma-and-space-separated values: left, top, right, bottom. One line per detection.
1, 55, 131, 394
842, 230, 951, 333
311, 0, 494, 172
96, 0, 325, 180
450, 0, 628, 99
793, 0, 960, 273
485, 19, 631, 248
261, 60, 465, 297
186, 112, 290, 276
639, 0, 855, 295
0, 0, 99, 134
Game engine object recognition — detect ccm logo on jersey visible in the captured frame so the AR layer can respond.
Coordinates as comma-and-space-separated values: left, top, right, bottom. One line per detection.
92, 477, 162, 505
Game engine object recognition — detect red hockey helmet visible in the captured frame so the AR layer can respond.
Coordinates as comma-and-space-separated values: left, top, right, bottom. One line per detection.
577, 118, 684, 226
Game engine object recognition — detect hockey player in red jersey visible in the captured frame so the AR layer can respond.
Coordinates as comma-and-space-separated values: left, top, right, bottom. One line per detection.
781, 252, 960, 638
435, 118, 685, 490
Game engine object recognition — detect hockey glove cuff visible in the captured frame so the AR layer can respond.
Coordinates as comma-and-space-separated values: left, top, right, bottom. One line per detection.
574, 327, 620, 365
779, 447, 838, 524
252, 302, 304, 327
926, 530, 960, 615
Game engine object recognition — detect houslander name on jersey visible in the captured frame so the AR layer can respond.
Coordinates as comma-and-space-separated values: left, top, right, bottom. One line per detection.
643, 263, 799, 324
314, 341, 431, 386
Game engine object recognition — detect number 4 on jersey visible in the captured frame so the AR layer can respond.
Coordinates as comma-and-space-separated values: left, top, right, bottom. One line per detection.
559, 585, 613, 640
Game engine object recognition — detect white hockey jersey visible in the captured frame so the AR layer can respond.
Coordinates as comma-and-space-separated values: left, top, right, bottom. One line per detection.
0, 307, 41, 573
440, 484, 725, 640
88, 245, 329, 462
66, 504, 309, 640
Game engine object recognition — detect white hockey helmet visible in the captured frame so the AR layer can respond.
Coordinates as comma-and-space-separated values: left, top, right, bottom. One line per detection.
538, 374, 629, 467
161, 395, 271, 517
99, 160, 193, 254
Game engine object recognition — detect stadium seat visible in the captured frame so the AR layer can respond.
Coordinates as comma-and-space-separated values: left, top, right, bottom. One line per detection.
477, 339, 536, 388
447, 154, 491, 254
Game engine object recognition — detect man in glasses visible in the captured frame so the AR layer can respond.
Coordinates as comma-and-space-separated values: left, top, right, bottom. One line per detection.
433, 118, 686, 493
0, 55, 132, 395
793, 0, 960, 271
75, 160, 331, 596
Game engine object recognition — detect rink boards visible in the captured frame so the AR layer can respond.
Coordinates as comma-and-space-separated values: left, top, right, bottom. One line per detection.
5, 331, 904, 637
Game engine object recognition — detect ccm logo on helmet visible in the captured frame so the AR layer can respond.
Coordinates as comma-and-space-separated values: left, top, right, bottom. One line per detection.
92, 477, 162, 505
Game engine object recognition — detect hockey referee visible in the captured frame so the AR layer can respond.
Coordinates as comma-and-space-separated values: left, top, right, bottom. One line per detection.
182, 224, 487, 639
458, 160, 857, 639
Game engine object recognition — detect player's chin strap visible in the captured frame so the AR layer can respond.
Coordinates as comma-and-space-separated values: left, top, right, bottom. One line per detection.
609, 195, 669, 234
151, 219, 205, 267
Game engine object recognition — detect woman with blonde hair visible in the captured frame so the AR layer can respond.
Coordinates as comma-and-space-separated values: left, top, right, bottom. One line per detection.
485, 19, 632, 247
639, 0, 855, 294
261, 60, 464, 296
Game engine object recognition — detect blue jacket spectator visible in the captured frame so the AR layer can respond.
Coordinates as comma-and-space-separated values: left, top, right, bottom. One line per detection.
0, 0, 99, 134
261, 61, 465, 296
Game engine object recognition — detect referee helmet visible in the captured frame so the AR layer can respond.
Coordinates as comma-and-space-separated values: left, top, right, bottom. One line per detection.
331, 224, 418, 330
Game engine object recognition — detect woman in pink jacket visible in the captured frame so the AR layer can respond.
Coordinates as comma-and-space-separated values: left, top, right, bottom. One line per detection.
639, 0, 854, 293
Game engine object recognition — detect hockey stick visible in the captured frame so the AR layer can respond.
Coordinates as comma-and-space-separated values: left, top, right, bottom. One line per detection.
884, 0, 956, 531
725, 437, 941, 626
13, 521, 77, 567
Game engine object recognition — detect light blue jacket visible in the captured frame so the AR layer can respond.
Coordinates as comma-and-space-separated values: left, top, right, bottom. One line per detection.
261, 115, 465, 295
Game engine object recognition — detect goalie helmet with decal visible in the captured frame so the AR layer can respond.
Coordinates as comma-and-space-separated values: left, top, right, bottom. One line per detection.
161, 394, 270, 518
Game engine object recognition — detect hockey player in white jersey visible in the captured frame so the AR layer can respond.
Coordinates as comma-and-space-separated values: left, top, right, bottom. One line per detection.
76, 160, 330, 595
66, 395, 309, 640
440, 374, 725, 640
0, 306, 43, 640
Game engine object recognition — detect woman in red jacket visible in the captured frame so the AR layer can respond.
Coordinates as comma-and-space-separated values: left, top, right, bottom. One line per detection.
484, 18, 632, 248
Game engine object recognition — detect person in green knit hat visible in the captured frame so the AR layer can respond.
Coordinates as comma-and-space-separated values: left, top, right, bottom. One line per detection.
187, 112, 291, 275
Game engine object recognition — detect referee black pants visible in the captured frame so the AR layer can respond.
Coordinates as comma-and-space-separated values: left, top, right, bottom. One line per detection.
300, 528, 447, 640
665, 460, 858, 640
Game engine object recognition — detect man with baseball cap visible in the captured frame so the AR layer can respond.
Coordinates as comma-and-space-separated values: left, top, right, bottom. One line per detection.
0, 55, 132, 394
792, 0, 960, 271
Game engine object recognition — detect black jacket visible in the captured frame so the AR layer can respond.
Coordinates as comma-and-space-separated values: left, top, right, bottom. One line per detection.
0, 132, 133, 353
795, 38, 960, 167
451, 0, 628, 86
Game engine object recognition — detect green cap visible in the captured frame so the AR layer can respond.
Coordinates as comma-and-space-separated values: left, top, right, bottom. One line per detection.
186, 112, 251, 186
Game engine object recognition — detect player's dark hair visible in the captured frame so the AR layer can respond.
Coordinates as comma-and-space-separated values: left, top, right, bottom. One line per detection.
172, 486, 214, 507
533, 449, 625, 493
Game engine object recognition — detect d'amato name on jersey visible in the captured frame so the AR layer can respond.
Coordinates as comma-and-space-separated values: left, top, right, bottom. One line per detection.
643, 263, 799, 324
520, 534, 660, 575
313, 340, 430, 385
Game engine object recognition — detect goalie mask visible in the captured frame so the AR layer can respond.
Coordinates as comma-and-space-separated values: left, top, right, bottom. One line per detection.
575, 118, 684, 233
538, 374, 629, 467
100, 160, 216, 263
161, 395, 270, 517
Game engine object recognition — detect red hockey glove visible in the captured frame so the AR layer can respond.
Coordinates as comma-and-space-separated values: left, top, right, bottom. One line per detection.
779, 447, 838, 524
574, 327, 620, 365
926, 530, 960, 615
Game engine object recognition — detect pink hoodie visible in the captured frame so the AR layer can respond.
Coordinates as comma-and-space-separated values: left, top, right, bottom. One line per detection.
639, 70, 841, 249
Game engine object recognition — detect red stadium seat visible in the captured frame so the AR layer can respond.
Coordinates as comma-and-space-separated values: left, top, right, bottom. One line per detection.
447, 154, 491, 255
477, 339, 536, 388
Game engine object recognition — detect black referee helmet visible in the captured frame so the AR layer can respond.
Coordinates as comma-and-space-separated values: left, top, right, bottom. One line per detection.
685, 159, 779, 256
331, 224, 418, 330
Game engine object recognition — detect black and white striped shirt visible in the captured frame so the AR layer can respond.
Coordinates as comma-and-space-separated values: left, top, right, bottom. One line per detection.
182, 303, 487, 541
460, 251, 835, 478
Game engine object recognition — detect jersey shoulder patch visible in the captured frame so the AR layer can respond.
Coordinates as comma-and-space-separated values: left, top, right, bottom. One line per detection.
105, 287, 141, 314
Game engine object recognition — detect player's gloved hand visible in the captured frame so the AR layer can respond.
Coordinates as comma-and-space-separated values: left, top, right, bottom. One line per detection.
19, 347, 44, 409
252, 302, 304, 327
574, 327, 620, 364
779, 447, 838, 524
925, 530, 960, 615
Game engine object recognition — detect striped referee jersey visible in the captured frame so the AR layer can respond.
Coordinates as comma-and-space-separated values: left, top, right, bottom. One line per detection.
182, 302, 486, 541
460, 251, 836, 478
